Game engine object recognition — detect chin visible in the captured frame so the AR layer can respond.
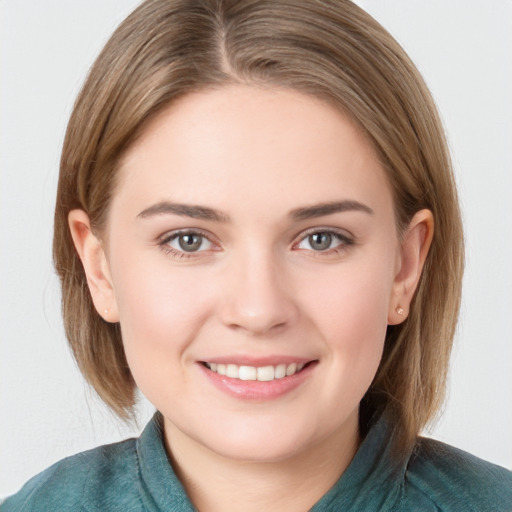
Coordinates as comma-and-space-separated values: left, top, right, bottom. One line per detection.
189, 414, 332, 463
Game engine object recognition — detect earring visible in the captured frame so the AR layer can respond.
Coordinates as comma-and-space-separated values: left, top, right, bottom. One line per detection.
396, 307, 405, 315
104, 309, 109, 316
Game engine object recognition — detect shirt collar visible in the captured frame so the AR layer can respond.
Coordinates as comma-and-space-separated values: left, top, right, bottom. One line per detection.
136, 411, 405, 512
310, 413, 406, 511
136, 413, 197, 511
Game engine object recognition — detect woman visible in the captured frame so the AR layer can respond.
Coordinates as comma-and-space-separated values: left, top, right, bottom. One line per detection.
3, 0, 511, 510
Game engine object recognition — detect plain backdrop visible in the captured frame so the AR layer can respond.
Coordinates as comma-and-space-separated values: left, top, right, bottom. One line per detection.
1, 0, 511, 499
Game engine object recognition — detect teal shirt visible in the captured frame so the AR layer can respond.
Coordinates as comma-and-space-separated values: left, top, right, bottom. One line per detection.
2, 413, 511, 511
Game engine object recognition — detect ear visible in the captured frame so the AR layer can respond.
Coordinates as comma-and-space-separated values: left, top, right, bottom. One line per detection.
388, 209, 434, 325
68, 209, 119, 323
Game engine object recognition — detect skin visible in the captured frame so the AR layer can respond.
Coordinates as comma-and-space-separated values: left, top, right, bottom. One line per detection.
69, 85, 433, 512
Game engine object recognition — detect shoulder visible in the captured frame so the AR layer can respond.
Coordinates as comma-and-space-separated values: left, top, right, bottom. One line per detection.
401, 436, 512, 511
1, 438, 144, 512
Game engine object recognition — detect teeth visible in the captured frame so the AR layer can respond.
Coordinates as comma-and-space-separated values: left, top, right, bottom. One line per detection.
274, 364, 286, 379
226, 364, 238, 378
204, 361, 308, 381
239, 366, 256, 380
257, 366, 274, 381
286, 363, 297, 376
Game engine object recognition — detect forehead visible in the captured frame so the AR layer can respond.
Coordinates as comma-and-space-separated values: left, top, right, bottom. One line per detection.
113, 85, 392, 219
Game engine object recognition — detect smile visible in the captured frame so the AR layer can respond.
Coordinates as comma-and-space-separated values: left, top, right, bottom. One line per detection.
203, 362, 307, 381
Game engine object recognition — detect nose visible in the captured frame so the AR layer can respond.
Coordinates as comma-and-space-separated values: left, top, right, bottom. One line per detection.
218, 247, 299, 336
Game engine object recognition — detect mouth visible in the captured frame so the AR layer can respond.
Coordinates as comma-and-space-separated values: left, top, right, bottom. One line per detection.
198, 358, 318, 400
200, 361, 315, 382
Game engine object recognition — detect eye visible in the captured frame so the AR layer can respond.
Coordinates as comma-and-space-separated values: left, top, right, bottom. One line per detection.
295, 229, 353, 253
160, 231, 214, 254
305, 232, 335, 251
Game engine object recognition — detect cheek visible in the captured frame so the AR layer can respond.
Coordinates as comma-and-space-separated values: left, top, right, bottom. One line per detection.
299, 254, 395, 391
109, 251, 214, 375
304, 256, 393, 337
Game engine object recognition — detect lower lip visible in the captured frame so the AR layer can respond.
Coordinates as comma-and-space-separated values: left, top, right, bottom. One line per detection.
197, 362, 317, 401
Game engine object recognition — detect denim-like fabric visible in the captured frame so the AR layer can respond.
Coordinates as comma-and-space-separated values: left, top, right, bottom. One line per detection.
2, 413, 511, 511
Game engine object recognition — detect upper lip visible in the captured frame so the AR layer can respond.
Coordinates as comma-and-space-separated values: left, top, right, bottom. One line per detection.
198, 356, 316, 367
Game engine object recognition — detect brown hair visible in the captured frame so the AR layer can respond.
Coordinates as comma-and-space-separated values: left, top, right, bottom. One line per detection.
53, 0, 464, 457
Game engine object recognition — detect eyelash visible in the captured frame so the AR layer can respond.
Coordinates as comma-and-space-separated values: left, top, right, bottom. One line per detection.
157, 227, 355, 260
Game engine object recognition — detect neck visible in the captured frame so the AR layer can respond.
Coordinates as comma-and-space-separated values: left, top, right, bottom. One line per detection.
163, 414, 360, 512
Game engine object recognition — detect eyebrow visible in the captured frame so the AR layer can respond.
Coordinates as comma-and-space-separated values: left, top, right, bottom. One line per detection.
289, 200, 374, 220
137, 199, 374, 223
137, 202, 230, 222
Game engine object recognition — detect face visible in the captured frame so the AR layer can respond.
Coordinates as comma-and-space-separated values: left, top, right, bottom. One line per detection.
99, 86, 405, 462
